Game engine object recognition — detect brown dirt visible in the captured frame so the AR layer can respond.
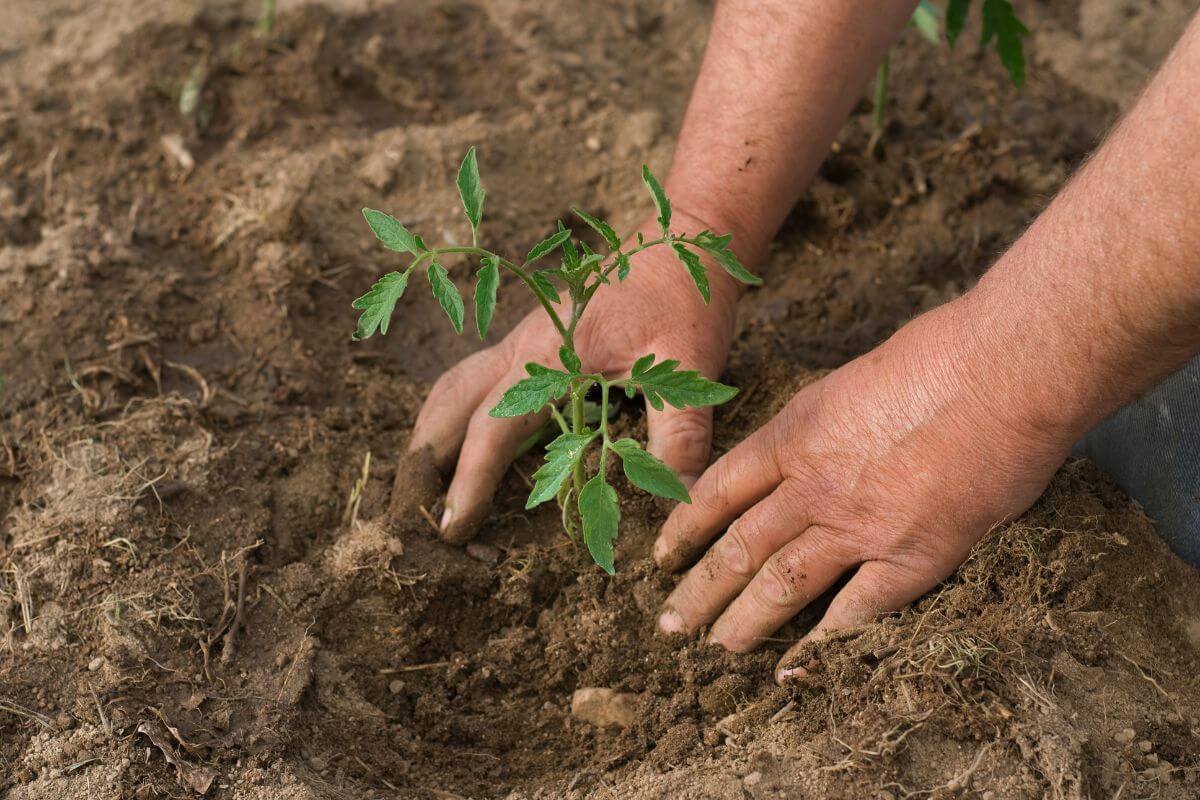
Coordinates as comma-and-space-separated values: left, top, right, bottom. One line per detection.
3, 1, 1199, 798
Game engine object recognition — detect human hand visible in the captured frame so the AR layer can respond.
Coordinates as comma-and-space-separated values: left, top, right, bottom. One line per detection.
411, 212, 743, 543
652, 296, 1077, 681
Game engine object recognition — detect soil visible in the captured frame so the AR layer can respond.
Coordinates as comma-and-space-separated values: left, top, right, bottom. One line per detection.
3, 1, 1199, 798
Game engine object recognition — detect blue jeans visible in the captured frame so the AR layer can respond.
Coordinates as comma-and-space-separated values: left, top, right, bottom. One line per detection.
1074, 354, 1200, 566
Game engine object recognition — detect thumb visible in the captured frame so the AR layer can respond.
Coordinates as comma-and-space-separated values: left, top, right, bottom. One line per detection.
645, 402, 714, 491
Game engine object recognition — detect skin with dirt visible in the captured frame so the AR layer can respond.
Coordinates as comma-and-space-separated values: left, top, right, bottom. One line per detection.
2, 1, 1199, 798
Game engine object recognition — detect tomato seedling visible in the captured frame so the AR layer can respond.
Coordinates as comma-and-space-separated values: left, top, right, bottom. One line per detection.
352, 149, 760, 572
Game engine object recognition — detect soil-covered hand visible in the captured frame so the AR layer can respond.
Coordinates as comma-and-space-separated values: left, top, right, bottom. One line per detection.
411, 212, 741, 543
653, 297, 1077, 681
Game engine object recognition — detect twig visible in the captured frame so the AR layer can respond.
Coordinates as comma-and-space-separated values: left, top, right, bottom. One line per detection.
378, 661, 449, 674
220, 554, 251, 665
0, 697, 53, 728
417, 505, 441, 535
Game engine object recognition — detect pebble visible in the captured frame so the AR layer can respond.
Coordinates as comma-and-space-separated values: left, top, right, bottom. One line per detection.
388, 680, 404, 695
466, 543, 501, 565
1138, 740, 1154, 753
1114, 728, 1137, 744
570, 687, 639, 729
742, 771, 762, 787
585, 136, 602, 152
88, 657, 105, 671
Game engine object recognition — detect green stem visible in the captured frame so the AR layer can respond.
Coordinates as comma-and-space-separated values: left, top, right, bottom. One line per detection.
872, 53, 890, 137
570, 381, 586, 494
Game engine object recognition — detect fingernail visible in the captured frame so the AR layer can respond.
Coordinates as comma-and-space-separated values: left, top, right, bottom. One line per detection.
439, 505, 454, 532
657, 609, 685, 634
775, 665, 809, 684
680, 473, 699, 490
652, 537, 670, 565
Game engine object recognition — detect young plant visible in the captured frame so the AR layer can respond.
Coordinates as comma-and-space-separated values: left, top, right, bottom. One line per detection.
351, 149, 761, 573
871, 0, 1030, 150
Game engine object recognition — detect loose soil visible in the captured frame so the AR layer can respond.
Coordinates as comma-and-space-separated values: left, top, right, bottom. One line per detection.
3, 1, 1199, 798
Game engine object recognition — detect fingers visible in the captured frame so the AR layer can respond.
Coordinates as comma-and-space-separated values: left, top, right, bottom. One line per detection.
439, 368, 550, 544
774, 560, 939, 683
653, 427, 781, 571
410, 347, 511, 468
645, 403, 713, 491
657, 482, 810, 635
706, 526, 854, 652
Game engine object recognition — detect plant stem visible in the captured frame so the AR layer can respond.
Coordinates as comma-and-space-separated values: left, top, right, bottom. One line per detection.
869, 53, 890, 155
256, 0, 276, 36
570, 382, 586, 494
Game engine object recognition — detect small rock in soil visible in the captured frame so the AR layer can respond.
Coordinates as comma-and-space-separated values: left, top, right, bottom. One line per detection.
571, 687, 639, 729
466, 543, 501, 564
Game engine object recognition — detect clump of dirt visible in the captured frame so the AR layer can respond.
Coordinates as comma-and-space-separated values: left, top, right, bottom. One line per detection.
2, 1, 1199, 799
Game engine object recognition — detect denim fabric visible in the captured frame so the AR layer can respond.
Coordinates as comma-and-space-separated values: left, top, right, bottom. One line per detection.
1074, 354, 1200, 566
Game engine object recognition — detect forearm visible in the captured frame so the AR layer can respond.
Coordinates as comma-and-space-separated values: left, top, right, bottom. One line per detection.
666, 0, 918, 266
961, 13, 1200, 441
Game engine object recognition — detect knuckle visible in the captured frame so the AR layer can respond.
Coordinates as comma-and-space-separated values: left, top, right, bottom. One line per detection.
714, 527, 754, 578
660, 410, 712, 464
693, 460, 733, 515
756, 554, 807, 610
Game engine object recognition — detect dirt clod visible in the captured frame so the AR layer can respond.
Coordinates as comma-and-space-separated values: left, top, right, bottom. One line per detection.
571, 688, 640, 729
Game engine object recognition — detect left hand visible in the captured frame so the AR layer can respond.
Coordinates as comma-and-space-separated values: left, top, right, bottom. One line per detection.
652, 295, 1077, 681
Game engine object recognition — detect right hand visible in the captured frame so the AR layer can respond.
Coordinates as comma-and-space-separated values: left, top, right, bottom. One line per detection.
410, 212, 743, 543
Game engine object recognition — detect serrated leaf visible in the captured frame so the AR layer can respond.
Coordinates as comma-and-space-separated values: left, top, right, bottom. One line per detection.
351, 270, 409, 340
630, 354, 739, 411
641, 165, 671, 234
946, 0, 970, 45
690, 231, 762, 286
557, 220, 580, 271
362, 208, 425, 255
427, 262, 464, 334
981, 0, 1028, 89
911, 0, 942, 44
559, 346, 581, 374
456, 147, 485, 232
489, 364, 572, 418
474, 255, 499, 339
529, 271, 560, 304
526, 431, 595, 509
611, 439, 691, 503
579, 472, 619, 574
672, 243, 710, 304
572, 207, 621, 250
525, 228, 573, 265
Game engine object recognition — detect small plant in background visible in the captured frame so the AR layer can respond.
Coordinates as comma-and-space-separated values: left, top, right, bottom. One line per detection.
352, 149, 761, 572
871, 0, 1030, 151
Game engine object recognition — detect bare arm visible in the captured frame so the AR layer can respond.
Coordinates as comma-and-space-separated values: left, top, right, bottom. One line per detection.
666, 0, 919, 267
655, 12, 1200, 680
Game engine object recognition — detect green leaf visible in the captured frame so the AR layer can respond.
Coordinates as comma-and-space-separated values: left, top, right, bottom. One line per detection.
641, 165, 671, 235
559, 346, 581, 374
525, 229, 573, 265
615, 253, 631, 281
456, 147, 485, 232
558, 220, 580, 271
579, 472, 619, 574
910, 0, 942, 45
946, 0, 970, 45
489, 363, 572, 418
672, 243, 709, 304
572, 207, 621, 250
611, 439, 691, 503
981, 0, 1029, 89
474, 255, 499, 339
427, 262, 464, 334
362, 208, 426, 255
526, 431, 595, 509
630, 354, 739, 411
690, 231, 762, 286
529, 271, 561, 304
351, 270, 409, 340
